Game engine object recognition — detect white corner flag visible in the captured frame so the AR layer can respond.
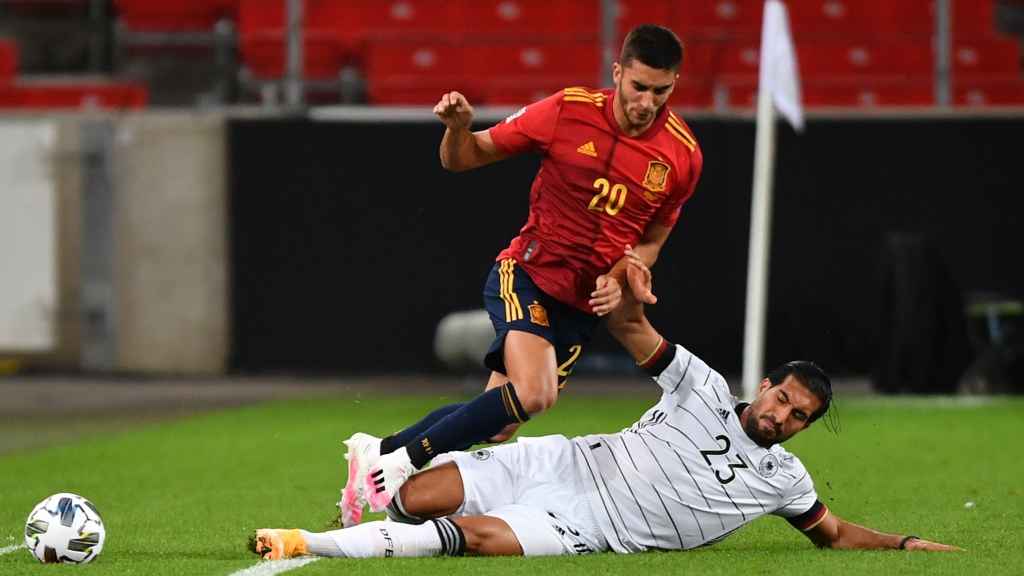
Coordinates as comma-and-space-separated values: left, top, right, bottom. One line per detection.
741, 0, 804, 400
759, 0, 804, 131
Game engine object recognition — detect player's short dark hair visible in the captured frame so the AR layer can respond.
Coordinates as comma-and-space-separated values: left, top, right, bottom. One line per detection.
620, 24, 684, 72
767, 360, 833, 423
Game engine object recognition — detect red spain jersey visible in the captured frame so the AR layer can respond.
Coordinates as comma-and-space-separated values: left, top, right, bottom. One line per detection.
488, 86, 703, 313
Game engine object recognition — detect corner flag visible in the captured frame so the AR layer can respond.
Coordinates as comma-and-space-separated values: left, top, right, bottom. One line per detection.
741, 0, 805, 400
759, 0, 804, 131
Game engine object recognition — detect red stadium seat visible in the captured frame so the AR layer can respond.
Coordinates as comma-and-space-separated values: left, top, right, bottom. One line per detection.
363, 40, 474, 105
0, 39, 17, 83
474, 41, 602, 104
796, 41, 932, 78
0, 80, 148, 109
786, 0, 934, 40
615, 0, 674, 45
238, 0, 350, 80
472, 41, 601, 80
673, 0, 763, 40
344, 0, 467, 38
481, 81, 570, 106
668, 78, 715, 108
801, 78, 934, 107
953, 39, 1021, 76
115, 0, 234, 32
955, 77, 1024, 105
953, 0, 996, 39
364, 38, 603, 106
717, 40, 761, 76
464, 0, 599, 37
719, 39, 933, 80
239, 35, 345, 80
716, 75, 934, 108
716, 75, 757, 107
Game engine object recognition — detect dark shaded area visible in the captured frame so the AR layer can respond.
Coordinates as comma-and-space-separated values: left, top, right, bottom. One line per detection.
229, 116, 1024, 385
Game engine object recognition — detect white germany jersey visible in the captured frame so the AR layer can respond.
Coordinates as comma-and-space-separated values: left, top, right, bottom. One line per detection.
572, 345, 819, 553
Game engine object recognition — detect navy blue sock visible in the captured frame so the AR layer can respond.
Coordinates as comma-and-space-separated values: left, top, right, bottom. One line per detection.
379, 403, 465, 455
405, 382, 529, 469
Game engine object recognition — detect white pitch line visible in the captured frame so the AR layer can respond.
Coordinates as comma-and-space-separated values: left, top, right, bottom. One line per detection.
227, 557, 320, 576
0, 544, 23, 555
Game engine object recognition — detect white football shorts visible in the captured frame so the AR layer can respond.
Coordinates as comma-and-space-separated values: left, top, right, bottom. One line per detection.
439, 434, 607, 556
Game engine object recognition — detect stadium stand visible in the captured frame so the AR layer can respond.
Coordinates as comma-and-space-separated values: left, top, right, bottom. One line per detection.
0, 78, 147, 109
0, 39, 17, 83
0, 0, 1019, 108
114, 0, 236, 33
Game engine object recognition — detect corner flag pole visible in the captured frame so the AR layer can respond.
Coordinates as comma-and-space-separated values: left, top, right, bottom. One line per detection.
741, 0, 803, 400
741, 70, 777, 401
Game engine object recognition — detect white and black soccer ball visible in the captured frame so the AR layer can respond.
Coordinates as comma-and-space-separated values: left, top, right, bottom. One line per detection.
24, 493, 106, 564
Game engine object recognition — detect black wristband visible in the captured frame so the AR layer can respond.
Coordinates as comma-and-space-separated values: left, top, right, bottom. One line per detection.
898, 535, 919, 550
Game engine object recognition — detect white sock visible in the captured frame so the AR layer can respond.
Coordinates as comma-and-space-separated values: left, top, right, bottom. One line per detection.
318, 519, 465, 558
299, 530, 342, 556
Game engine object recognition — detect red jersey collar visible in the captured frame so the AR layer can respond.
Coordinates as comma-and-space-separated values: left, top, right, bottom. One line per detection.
601, 87, 671, 142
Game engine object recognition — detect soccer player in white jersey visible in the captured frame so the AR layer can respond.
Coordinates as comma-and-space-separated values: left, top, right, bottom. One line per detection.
249, 251, 959, 560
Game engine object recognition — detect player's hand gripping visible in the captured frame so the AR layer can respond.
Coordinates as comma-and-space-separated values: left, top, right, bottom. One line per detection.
623, 245, 657, 305
590, 275, 622, 316
433, 91, 475, 131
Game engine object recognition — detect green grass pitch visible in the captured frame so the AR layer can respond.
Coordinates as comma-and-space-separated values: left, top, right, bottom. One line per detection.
0, 389, 1021, 575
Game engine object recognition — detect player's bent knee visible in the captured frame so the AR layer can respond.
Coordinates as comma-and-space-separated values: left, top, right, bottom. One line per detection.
452, 516, 524, 556
515, 383, 558, 415
398, 462, 465, 519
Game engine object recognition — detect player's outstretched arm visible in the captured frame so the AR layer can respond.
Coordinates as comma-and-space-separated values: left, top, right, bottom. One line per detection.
435, 91, 508, 172
606, 249, 665, 363
804, 511, 962, 551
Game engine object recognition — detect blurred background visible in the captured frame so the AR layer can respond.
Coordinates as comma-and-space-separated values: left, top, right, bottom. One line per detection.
1, 0, 1022, 398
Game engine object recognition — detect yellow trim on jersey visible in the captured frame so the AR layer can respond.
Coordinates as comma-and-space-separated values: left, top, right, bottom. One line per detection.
499, 259, 524, 322
564, 96, 604, 107
564, 87, 605, 99
665, 122, 696, 152
667, 112, 700, 147
563, 88, 605, 107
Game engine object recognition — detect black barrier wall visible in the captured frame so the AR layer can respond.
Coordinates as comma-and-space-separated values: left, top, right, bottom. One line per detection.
229, 116, 1024, 378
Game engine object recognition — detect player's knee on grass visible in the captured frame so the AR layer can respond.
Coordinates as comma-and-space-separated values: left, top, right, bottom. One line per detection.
452, 516, 524, 556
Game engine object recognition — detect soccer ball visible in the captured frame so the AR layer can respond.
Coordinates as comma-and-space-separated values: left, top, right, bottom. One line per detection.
24, 493, 106, 564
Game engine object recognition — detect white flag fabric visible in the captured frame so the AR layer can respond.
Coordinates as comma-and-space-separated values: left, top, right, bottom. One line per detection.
759, 0, 804, 131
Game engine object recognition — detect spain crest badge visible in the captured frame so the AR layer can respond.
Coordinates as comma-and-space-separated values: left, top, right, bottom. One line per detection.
642, 161, 670, 193
528, 301, 550, 327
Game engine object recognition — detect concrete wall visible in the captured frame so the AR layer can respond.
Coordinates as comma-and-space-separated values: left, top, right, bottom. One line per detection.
1, 112, 229, 375
111, 113, 228, 374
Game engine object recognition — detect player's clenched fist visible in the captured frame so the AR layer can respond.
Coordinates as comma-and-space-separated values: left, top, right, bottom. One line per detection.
433, 91, 474, 131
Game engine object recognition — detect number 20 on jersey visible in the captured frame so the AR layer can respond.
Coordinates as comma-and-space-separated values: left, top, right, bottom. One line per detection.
588, 178, 628, 216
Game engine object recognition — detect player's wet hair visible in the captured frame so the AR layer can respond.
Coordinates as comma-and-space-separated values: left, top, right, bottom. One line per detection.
766, 360, 833, 424
620, 24, 684, 72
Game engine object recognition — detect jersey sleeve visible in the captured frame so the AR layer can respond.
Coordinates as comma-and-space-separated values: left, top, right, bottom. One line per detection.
774, 458, 822, 522
651, 344, 723, 402
654, 145, 703, 228
487, 91, 562, 155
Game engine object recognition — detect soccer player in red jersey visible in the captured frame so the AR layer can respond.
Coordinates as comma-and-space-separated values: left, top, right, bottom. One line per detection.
338, 25, 703, 526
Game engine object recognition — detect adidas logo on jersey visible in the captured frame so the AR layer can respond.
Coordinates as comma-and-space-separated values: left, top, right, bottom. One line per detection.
576, 141, 597, 157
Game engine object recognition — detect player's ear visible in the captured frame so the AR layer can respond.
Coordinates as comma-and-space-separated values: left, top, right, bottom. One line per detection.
757, 378, 773, 395
612, 62, 622, 84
